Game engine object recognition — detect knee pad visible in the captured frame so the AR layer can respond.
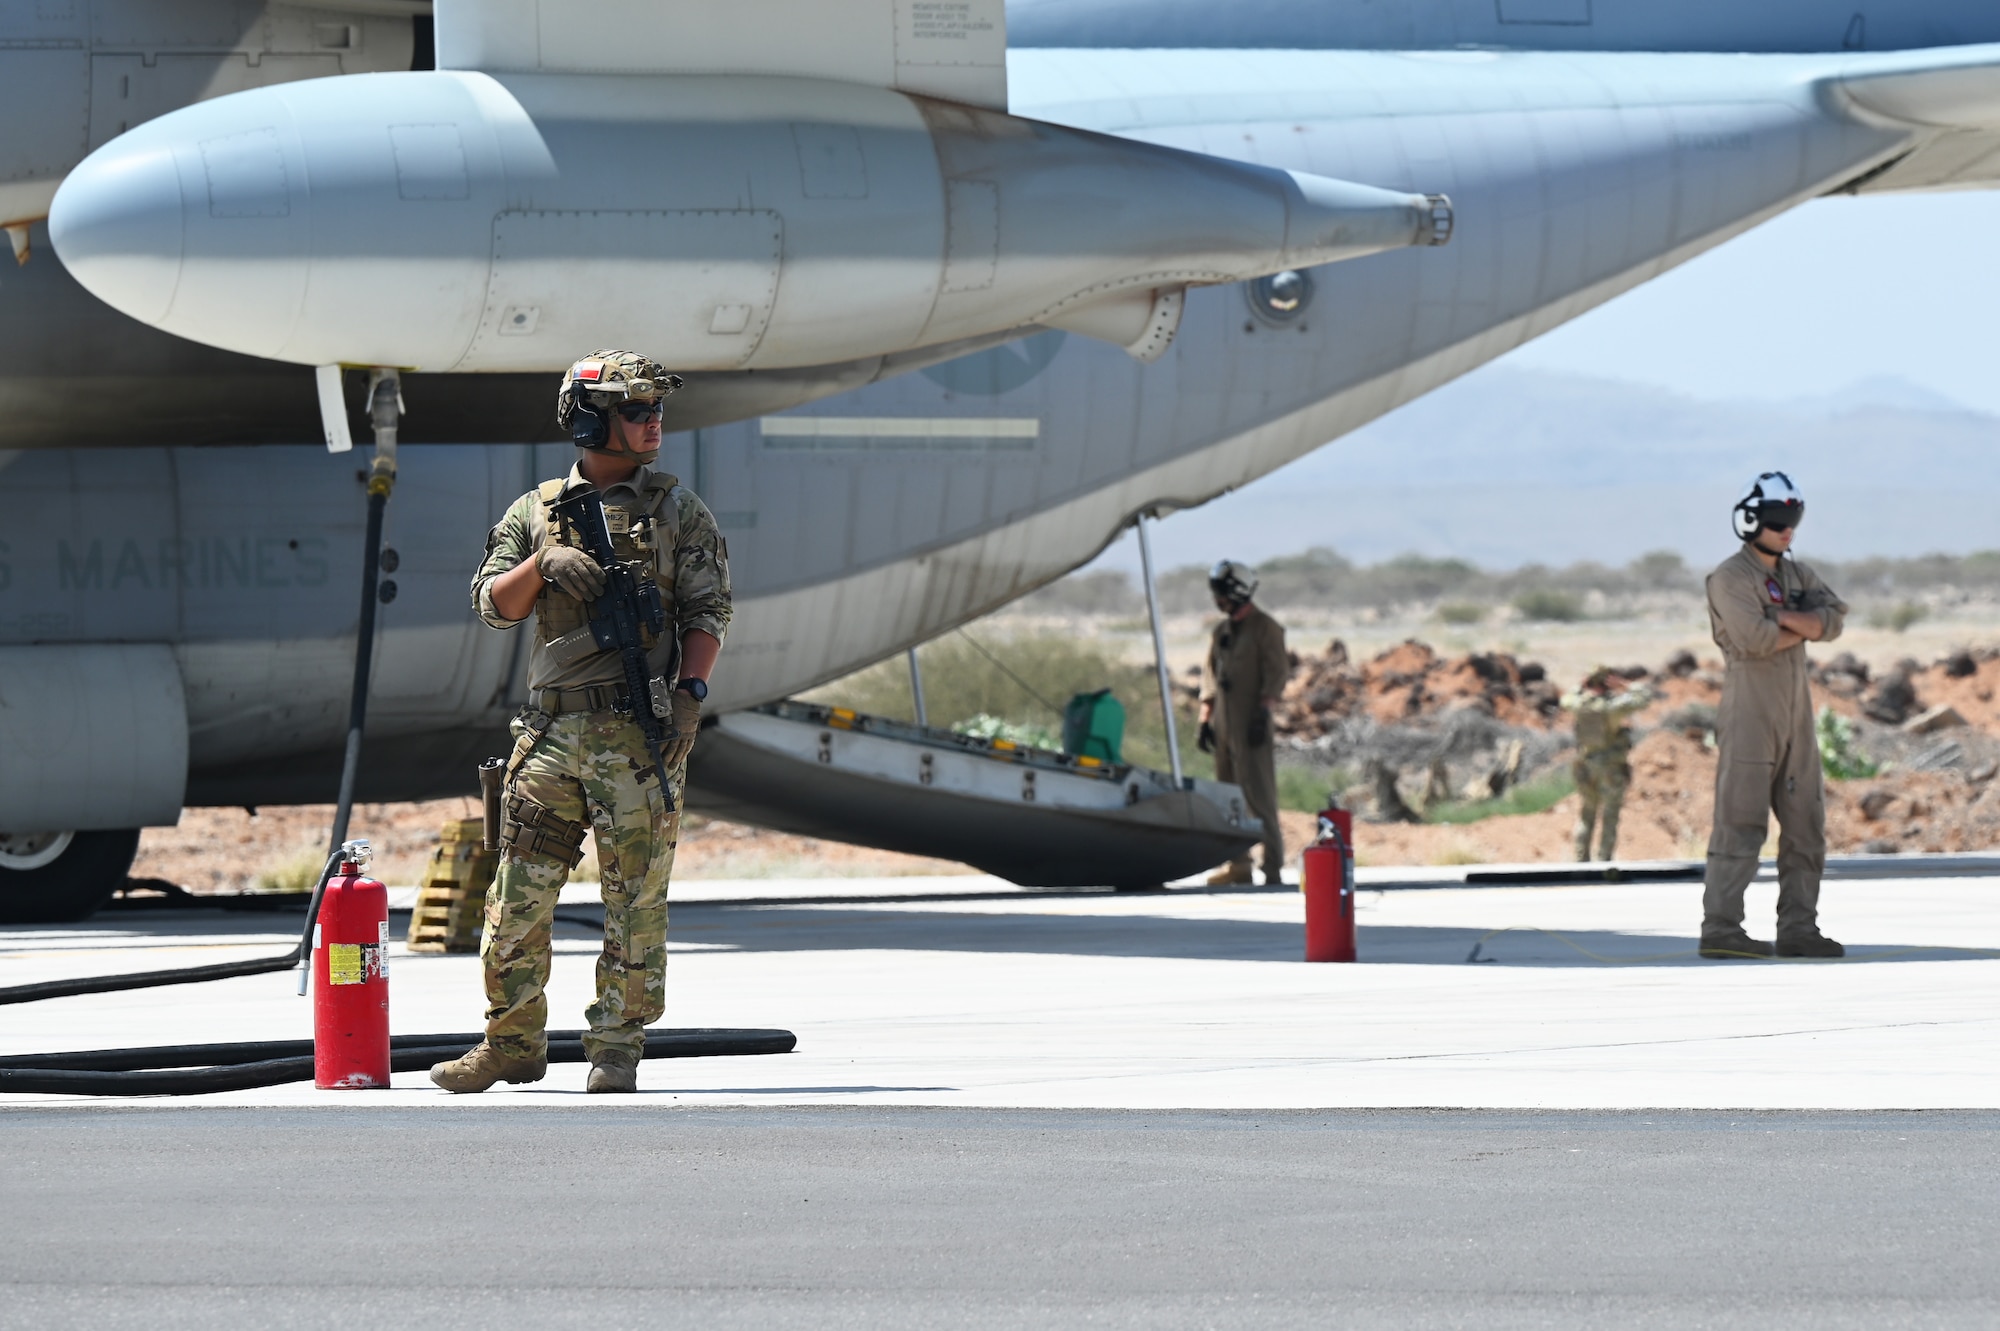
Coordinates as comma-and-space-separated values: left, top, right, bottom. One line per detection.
499, 793, 590, 869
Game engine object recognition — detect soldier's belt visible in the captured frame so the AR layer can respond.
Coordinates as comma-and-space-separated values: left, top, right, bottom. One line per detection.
499, 793, 589, 868
535, 684, 631, 715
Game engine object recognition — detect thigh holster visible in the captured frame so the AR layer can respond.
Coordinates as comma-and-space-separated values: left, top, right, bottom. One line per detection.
499, 793, 590, 868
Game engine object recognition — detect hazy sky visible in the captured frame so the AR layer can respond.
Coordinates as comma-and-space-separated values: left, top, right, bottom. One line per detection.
1499, 191, 2000, 413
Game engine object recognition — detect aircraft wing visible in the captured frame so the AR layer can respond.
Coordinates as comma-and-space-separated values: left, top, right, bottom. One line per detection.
434, 0, 1008, 110
1833, 43, 2000, 191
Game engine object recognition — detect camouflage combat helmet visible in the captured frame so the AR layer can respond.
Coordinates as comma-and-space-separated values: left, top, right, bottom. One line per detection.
556, 349, 685, 449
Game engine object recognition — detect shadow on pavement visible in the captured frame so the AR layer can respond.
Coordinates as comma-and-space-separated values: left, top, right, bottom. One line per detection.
13, 903, 1993, 970
569, 906, 1998, 968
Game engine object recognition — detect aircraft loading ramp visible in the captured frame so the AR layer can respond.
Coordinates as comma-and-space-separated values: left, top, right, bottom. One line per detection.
685, 702, 1259, 888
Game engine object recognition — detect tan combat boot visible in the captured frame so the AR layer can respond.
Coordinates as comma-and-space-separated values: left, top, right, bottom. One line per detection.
1206, 860, 1254, 886
587, 1049, 639, 1094
1776, 933, 1845, 958
428, 1042, 548, 1093
1698, 933, 1776, 960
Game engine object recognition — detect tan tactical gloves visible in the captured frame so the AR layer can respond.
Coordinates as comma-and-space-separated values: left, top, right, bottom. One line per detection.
663, 688, 702, 768
537, 544, 606, 600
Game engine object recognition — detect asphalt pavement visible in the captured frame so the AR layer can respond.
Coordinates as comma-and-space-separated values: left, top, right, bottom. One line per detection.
3, 1106, 1995, 1330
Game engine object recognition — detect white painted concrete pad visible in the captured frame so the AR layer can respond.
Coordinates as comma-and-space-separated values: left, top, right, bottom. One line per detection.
3, 876, 1996, 1109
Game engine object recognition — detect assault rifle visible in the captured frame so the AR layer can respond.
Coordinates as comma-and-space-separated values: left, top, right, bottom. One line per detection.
550, 488, 677, 796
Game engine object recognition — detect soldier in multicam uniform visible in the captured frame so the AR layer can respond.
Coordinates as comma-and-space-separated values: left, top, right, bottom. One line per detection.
431, 349, 732, 1095
1560, 667, 1652, 863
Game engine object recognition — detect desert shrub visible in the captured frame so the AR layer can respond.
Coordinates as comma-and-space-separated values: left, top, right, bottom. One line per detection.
1426, 769, 1576, 825
256, 850, 323, 893
1867, 600, 1928, 633
1277, 763, 1353, 813
1627, 549, 1695, 590
1436, 601, 1485, 625
1816, 706, 1879, 780
1512, 588, 1585, 623
806, 632, 1197, 773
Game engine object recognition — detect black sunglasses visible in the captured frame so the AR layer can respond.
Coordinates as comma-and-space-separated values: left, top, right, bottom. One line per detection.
616, 399, 665, 422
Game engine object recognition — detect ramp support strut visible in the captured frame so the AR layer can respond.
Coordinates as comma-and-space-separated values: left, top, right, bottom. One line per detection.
908, 648, 928, 728
1135, 511, 1183, 787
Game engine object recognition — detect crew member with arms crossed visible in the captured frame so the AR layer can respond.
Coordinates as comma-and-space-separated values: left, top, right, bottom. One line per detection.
433, 349, 732, 1093
1700, 472, 1847, 960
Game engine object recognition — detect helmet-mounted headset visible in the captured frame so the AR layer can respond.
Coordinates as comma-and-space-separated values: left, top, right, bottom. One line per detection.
1208, 559, 1259, 608
556, 350, 684, 451
1732, 471, 1804, 542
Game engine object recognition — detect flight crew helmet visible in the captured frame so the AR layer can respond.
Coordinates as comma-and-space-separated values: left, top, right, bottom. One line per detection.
1209, 559, 1259, 608
1731, 471, 1805, 541
556, 349, 685, 450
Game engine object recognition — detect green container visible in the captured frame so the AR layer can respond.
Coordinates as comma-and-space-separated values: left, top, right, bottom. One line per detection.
1062, 689, 1125, 765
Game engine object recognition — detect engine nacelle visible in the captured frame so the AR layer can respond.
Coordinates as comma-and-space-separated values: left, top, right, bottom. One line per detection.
51, 71, 1450, 370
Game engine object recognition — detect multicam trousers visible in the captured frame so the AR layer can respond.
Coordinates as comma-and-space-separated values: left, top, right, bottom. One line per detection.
482, 709, 680, 1063
1573, 754, 1630, 862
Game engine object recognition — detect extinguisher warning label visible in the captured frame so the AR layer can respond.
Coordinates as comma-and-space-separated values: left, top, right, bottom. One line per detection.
327, 943, 385, 985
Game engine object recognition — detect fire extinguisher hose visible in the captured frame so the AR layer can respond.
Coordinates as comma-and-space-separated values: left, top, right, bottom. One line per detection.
0, 1028, 797, 1097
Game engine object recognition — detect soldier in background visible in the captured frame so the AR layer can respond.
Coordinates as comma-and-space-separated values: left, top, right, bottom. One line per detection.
1561, 667, 1651, 862
432, 349, 732, 1094
1700, 472, 1847, 960
1199, 560, 1290, 885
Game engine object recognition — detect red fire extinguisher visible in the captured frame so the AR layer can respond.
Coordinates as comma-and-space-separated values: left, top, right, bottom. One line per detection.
1302, 804, 1357, 962
311, 839, 391, 1089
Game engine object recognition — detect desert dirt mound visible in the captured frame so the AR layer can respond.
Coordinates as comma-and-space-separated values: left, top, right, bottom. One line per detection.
1288, 726, 2000, 867
1274, 639, 1564, 738
1281, 639, 2000, 866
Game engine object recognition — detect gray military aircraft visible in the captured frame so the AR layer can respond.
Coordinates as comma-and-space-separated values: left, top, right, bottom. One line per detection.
5, 0, 1999, 917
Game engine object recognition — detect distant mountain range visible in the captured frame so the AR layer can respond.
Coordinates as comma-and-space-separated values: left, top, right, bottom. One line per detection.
1105, 368, 2000, 576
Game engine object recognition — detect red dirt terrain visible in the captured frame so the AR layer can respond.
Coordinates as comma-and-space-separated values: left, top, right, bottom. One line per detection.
1274, 639, 1563, 736
1270, 642, 2000, 866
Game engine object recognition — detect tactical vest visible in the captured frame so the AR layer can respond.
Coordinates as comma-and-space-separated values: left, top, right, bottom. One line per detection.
531, 475, 677, 657
1574, 706, 1631, 756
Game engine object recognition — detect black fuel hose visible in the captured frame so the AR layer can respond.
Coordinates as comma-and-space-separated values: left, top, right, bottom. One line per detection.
0, 952, 302, 1007
0, 1028, 796, 1097
16, 397, 408, 1007
0, 848, 346, 1008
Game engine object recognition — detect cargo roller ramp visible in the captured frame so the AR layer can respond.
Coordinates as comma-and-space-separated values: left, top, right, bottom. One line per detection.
685, 701, 1261, 889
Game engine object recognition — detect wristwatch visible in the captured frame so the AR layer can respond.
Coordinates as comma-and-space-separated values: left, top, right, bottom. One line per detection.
675, 677, 708, 701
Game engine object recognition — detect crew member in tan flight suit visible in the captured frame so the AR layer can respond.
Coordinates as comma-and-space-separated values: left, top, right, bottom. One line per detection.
1700, 472, 1847, 960
1199, 560, 1290, 886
